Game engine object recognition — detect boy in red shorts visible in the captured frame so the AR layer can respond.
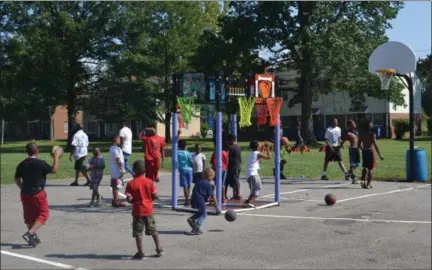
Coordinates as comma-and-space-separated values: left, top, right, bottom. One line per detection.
15, 142, 61, 247
141, 127, 166, 183
125, 160, 164, 259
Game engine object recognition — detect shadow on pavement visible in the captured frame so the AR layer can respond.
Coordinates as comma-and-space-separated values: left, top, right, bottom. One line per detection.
1, 242, 33, 250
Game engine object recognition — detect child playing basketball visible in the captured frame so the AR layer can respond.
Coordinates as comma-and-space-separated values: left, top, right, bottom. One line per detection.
87, 147, 105, 207
125, 160, 164, 259
358, 120, 384, 188
210, 142, 229, 202
341, 120, 360, 184
245, 140, 270, 207
226, 134, 242, 200
110, 136, 126, 207
178, 139, 193, 206
192, 143, 206, 183
187, 168, 220, 235
141, 127, 166, 183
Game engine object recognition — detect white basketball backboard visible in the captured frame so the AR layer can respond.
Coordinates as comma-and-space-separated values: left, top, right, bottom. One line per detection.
368, 41, 416, 74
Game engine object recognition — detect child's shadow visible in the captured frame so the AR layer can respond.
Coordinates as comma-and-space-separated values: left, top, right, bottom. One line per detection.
1, 242, 32, 250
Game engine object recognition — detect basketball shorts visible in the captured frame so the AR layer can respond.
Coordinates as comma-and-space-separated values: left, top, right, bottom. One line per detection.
110, 178, 122, 189
247, 175, 262, 196
74, 156, 86, 171
349, 148, 361, 167
145, 159, 160, 181
225, 168, 241, 188
21, 190, 49, 225
193, 172, 204, 184
132, 216, 157, 237
325, 146, 342, 162
180, 169, 193, 188
362, 149, 376, 170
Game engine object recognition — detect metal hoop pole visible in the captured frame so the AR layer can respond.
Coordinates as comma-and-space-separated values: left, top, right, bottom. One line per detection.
172, 112, 179, 209
231, 114, 237, 137
216, 111, 223, 208
274, 115, 281, 203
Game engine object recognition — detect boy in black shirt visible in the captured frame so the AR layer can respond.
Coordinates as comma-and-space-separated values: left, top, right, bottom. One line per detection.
225, 134, 242, 200
15, 142, 61, 247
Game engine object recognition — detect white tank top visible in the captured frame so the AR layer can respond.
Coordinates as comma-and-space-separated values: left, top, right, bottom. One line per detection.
246, 151, 260, 177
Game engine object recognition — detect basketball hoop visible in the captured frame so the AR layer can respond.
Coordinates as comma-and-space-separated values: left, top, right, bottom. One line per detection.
177, 97, 195, 124
266, 98, 283, 126
255, 98, 268, 126
375, 69, 396, 90
238, 97, 256, 128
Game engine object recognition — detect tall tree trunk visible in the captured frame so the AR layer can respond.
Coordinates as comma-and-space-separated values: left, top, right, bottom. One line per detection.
300, 76, 316, 145
164, 112, 171, 142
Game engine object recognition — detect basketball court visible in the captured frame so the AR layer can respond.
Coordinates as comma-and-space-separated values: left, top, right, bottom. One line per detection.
1, 174, 431, 269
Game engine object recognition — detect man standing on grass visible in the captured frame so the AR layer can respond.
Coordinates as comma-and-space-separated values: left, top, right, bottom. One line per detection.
69, 124, 91, 186
341, 120, 360, 184
120, 121, 134, 178
15, 142, 61, 247
321, 118, 349, 181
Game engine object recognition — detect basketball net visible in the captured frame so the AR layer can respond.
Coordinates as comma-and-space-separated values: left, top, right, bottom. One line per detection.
375, 69, 395, 90
266, 98, 283, 126
238, 97, 256, 128
177, 97, 195, 124
256, 99, 269, 126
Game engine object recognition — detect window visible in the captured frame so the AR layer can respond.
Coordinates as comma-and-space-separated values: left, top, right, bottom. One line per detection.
373, 114, 384, 126
64, 122, 68, 133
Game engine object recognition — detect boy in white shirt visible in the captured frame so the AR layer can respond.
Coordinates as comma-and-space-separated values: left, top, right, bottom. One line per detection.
192, 144, 206, 183
119, 122, 134, 178
321, 118, 349, 180
245, 140, 270, 208
110, 136, 126, 207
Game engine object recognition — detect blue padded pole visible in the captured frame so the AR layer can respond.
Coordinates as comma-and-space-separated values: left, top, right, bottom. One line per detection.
274, 115, 281, 203
231, 114, 237, 138
172, 112, 179, 209
216, 112, 223, 208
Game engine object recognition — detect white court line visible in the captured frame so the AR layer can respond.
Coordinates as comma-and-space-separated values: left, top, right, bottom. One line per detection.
1, 250, 79, 269
237, 213, 432, 225
281, 197, 322, 203
337, 184, 431, 203
262, 182, 351, 198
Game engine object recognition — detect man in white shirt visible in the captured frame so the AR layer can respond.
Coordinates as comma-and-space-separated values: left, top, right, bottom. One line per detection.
110, 136, 126, 207
321, 118, 349, 181
69, 125, 91, 186
119, 122, 134, 177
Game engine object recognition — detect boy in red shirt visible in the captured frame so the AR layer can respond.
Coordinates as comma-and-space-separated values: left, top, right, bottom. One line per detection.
125, 160, 164, 260
210, 143, 229, 202
141, 127, 166, 183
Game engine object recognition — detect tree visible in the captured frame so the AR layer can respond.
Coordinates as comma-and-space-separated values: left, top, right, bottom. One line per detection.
2, 2, 124, 144
215, 1, 405, 143
112, 1, 225, 142
417, 54, 432, 117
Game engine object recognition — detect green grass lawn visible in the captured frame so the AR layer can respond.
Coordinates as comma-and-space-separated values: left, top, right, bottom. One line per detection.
1, 138, 431, 184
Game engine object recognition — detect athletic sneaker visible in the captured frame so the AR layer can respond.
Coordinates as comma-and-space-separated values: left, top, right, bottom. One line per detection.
82, 182, 90, 186
34, 234, 41, 244
69, 182, 79, 186
344, 174, 350, 181
156, 248, 164, 257
132, 252, 145, 260
89, 201, 95, 208
189, 228, 203, 235
321, 175, 329, 180
22, 232, 37, 247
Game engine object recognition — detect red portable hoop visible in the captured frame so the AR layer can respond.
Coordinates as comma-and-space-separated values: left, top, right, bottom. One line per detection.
266, 98, 283, 126
255, 98, 269, 126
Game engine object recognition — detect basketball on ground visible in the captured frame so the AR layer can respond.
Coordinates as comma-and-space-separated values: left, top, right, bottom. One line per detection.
225, 210, 237, 222
324, 193, 336, 205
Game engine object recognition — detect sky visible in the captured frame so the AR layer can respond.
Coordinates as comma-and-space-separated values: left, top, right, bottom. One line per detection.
259, 2, 432, 61
386, 1, 431, 60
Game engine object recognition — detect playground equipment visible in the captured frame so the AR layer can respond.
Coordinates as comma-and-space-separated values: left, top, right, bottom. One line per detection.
171, 72, 283, 214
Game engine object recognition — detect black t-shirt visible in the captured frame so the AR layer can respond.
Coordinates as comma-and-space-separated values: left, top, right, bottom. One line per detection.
228, 144, 242, 170
15, 158, 53, 195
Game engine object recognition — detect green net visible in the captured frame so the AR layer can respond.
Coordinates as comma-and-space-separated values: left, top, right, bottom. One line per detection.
238, 97, 256, 128
177, 97, 195, 124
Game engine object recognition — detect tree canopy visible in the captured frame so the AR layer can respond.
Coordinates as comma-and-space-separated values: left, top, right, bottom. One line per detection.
417, 54, 432, 117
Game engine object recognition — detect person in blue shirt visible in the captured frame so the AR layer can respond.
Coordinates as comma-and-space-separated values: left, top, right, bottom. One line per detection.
187, 168, 220, 235
177, 139, 193, 206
